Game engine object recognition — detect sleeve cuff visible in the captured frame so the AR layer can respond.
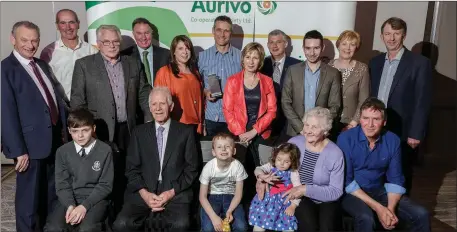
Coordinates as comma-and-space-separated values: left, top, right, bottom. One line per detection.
345, 180, 361, 193
384, 183, 406, 194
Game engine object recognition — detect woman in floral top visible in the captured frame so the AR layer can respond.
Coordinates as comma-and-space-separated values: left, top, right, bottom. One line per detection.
329, 30, 370, 132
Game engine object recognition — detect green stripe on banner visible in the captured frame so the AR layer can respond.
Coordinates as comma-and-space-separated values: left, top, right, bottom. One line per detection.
88, 6, 188, 47
85, 1, 105, 10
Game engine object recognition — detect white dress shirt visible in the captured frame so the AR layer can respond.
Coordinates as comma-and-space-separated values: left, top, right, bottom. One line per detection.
13, 49, 57, 108
45, 38, 98, 100
155, 119, 171, 181
74, 139, 97, 156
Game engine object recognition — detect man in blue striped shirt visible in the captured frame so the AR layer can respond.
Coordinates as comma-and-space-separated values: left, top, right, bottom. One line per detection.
198, 15, 241, 136
337, 98, 430, 232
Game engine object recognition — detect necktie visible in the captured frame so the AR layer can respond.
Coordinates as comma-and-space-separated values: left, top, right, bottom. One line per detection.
80, 148, 87, 158
142, 50, 152, 85
29, 61, 58, 125
157, 126, 165, 161
273, 61, 281, 84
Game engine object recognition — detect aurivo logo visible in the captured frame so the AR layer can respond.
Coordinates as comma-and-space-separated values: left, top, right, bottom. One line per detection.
257, 1, 277, 15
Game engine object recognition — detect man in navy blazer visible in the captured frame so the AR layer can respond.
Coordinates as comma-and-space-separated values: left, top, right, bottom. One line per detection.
260, 29, 301, 144
369, 17, 432, 193
1, 21, 67, 232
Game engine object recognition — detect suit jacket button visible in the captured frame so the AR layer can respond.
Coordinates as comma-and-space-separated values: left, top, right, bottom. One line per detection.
45, 110, 48, 113
112, 117, 115, 119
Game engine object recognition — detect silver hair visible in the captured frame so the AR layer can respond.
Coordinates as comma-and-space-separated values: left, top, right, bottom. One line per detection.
11, 21, 40, 38
149, 86, 173, 106
268, 29, 287, 41
96, 24, 122, 41
302, 107, 333, 135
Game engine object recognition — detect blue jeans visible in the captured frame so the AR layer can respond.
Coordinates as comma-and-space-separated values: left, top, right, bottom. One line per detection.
342, 188, 430, 232
200, 194, 247, 232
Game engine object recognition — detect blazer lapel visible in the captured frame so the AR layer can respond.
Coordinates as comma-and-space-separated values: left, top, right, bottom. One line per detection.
152, 48, 161, 79
95, 53, 112, 86
148, 123, 161, 172
295, 62, 306, 104
9, 53, 49, 107
121, 56, 130, 95
342, 62, 360, 94
280, 57, 291, 87
316, 63, 328, 99
388, 49, 410, 98
161, 120, 179, 170
372, 55, 385, 97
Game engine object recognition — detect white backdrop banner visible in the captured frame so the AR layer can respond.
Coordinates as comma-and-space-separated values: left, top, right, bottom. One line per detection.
86, 1, 356, 60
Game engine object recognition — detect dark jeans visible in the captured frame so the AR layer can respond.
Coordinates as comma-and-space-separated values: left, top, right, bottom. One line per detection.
205, 120, 230, 136
44, 200, 109, 232
200, 194, 247, 232
295, 197, 341, 231
342, 189, 430, 232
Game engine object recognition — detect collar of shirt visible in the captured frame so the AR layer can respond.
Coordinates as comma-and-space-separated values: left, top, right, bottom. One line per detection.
57, 37, 84, 50
101, 53, 121, 65
272, 55, 286, 72
137, 45, 153, 56
211, 44, 234, 56
305, 61, 321, 74
74, 139, 97, 156
385, 47, 405, 61
155, 118, 171, 133
13, 49, 33, 65
356, 125, 383, 145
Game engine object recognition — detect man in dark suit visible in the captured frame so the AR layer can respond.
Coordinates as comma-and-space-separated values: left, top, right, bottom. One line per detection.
260, 29, 301, 144
70, 24, 151, 212
369, 17, 432, 193
112, 86, 199, 232
282, 30, 342, 137
1, 21, 68, 232
121, 17, 170, 87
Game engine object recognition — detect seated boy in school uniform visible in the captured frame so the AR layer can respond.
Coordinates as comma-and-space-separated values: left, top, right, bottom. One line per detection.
44, 108, 114, 232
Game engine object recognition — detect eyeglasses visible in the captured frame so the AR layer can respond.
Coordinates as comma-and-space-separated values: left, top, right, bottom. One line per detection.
100, 40, 121, 47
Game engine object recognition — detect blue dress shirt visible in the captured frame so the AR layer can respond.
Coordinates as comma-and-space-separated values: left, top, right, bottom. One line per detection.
337, 125, 406, 194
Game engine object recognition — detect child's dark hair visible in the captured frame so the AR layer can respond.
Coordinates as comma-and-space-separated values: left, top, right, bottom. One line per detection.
67, 108, 95, 128
211, 132, 235, 148
270, 143, 300, 171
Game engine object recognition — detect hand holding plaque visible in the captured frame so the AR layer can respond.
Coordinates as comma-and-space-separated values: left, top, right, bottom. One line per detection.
208, 74, 223, 98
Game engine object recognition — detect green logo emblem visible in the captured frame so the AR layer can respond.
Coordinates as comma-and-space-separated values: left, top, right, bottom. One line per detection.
257, 1, 277, 15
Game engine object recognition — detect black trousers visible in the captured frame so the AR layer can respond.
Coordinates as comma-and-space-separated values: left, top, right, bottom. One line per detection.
44, 200, 110, 232
295, 197, 342, 232
111, 122, 129, 214
112, 182, 190, 232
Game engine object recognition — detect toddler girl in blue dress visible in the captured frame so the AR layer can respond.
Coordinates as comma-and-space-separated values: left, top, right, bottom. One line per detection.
249, 143, 302, 231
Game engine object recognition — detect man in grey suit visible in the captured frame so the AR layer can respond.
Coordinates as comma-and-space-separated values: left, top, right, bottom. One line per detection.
70, 24, 151, 213
282, 30, 342, 137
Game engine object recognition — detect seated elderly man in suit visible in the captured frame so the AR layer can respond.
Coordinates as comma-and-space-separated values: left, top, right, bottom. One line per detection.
112, 86, 199, 232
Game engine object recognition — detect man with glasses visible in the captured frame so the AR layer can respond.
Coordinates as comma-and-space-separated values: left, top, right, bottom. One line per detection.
70, 24, 151, 214
40, 9, 98, 103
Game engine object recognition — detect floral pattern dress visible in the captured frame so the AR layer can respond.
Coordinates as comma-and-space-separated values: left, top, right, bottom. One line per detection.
249, 168, 298, 231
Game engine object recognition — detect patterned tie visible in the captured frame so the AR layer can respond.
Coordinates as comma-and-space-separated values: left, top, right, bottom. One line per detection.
142, 50, 152, 85
29, 60, 58, 125
157, 126, 165, 161
273, 61, 281, 84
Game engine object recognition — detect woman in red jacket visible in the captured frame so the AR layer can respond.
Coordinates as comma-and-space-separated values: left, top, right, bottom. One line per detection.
223, 42, 277, 168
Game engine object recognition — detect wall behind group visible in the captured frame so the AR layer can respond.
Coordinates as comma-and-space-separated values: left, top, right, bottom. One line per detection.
1, 1, 430, 63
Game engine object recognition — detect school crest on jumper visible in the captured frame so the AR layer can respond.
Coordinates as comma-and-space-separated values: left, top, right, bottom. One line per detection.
92, 161, 101, 171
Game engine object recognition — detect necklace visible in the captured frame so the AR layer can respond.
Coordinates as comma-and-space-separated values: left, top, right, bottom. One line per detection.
245, 75, 258, 88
